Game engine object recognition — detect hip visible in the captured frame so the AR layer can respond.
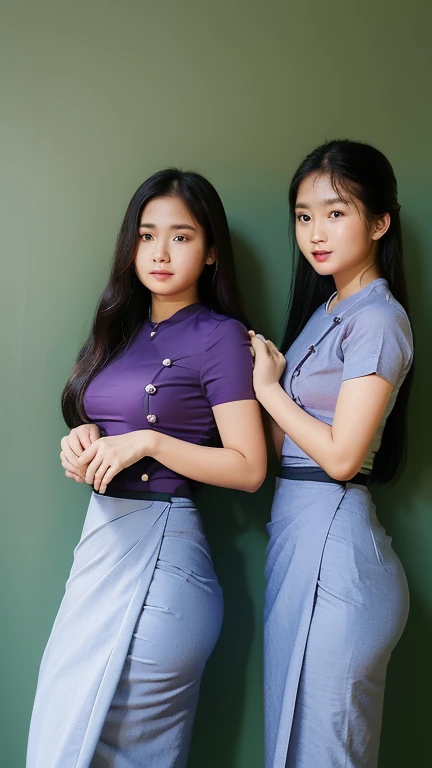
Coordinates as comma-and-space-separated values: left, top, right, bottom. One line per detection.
268, 477, 406, 580
74, 493, 218, 591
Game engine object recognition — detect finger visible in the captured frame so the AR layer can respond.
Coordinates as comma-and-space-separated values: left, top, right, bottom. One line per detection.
85, 453, 104, 485
89, 424, 100, 444
93, 460, 111, 493
77, 424, 100, 451
98, 465, 119, 495
79, 441, 99, 466
68, 430, 85, 457
250, 335, 270, 355
61, 453, 86, 477
249, 347, 255, 358
248, 330, 256, 337
65, 470, 85, 483
266, 339, 281, 355
60, 437, 81, 468
268, 342, 287, 370
264, 339, 283, 363
255, 333, 267, 343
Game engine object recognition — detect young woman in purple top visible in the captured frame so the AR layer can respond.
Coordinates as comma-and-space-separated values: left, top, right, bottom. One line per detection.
250, 141, 414, 767
27, 170, 266, 767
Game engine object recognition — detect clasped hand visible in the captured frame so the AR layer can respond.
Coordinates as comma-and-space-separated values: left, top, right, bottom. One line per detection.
60, 425, 153, 494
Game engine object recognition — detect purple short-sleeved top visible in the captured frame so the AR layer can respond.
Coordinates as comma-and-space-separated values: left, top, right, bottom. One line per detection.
84, 303, 255, 496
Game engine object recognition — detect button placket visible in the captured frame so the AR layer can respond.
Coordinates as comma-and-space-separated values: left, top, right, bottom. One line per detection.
143, 356, 175, 426
149, 321, 159, 339
289, 317, 343, 406
290, 345, 315, 406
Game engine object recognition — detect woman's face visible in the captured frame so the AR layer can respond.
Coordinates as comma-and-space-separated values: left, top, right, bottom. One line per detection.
135, 195, 215, 300
294, 173, 388, 280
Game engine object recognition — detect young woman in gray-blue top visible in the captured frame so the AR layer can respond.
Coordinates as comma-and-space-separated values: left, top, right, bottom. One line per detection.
250, 140, 414, 768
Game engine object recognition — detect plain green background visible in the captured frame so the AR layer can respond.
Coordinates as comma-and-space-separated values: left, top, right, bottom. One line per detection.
1, 1, 431, 765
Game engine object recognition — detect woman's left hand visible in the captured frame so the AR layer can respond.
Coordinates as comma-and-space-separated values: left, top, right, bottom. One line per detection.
78, 431, 156, 494
249, 331, 286, 396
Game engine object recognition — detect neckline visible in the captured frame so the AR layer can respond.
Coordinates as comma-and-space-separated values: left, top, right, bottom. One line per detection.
325, 278, 388, 316
148, 302, 205, 327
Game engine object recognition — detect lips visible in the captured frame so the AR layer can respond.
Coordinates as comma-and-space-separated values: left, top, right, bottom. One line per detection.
312, 251, 332, 263
150, 270, 174, 277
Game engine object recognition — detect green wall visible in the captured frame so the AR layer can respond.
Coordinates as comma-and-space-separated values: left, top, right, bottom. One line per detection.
1, 1, 431, 765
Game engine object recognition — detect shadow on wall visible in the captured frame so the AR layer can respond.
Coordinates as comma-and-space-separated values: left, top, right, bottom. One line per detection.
188, 481, 272, 768
377, 220, 432, 767
230, 230, 280, 338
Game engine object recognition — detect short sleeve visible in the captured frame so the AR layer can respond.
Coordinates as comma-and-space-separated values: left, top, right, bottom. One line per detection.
341, 306, 413, 387
200, 318, 255, 406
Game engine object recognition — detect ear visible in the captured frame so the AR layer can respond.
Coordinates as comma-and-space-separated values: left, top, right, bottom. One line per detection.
205, 246, 217, 265
371, 212, 391, 241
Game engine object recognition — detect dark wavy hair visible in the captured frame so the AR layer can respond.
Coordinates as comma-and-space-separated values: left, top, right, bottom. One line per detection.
281, 139, 413, 484
62, 168, 247, 427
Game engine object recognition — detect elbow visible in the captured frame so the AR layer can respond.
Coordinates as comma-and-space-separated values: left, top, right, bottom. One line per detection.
324, 458, 363, 483
241, 465, 267, 493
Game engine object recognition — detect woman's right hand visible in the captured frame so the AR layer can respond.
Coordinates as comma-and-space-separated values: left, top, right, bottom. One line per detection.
60, 424, 101, 483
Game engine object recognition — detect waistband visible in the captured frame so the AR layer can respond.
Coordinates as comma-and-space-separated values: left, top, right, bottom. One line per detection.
278, 466, 369, 487
93, 489, 176, 503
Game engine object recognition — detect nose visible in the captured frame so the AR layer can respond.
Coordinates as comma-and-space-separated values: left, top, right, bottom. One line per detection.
310, 220, 327, 244
152, 241, 170, 263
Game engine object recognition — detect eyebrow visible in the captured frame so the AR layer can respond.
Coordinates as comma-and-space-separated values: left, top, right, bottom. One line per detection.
138, 222, 197, 231
295, 197, 348, 209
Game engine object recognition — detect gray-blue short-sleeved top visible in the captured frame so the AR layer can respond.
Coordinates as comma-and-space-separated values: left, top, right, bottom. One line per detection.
281, 278, 413, 473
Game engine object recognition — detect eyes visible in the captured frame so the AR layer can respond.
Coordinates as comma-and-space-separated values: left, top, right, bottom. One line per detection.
297, 211, 344, 223
139, 233, 188, 242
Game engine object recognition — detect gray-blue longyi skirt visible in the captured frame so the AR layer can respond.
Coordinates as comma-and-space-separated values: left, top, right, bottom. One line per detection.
265, 478, 409, 768
27, 493, 223, 768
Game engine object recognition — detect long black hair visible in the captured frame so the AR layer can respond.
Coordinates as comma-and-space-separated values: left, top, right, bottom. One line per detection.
62, 169, 247, 427
281, 139, 413, 484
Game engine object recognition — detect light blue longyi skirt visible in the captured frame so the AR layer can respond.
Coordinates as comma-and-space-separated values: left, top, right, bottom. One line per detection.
265, 478, 409, 768
27, 493, 223, 768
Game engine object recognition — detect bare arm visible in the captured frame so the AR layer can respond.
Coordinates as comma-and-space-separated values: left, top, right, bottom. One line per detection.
151, 400, 267, 492
269, 418, 285, 461
258, 377, 392, 480
70, 399, 267, 494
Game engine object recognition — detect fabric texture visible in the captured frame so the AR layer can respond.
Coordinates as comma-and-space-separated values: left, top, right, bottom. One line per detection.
265, 479, 409, 768
83, 303, 255, 497
27, 494, 223, 768
267, 280, 413, 766
281, 278, 413, 473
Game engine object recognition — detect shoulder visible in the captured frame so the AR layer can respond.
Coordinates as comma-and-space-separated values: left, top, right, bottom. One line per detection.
340, 285, 413, 384
198, 310, 254, 401
202, 310, 250, 349
344, 285, 412, 342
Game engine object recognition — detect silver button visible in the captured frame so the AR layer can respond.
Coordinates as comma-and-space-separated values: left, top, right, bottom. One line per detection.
150, 331, 156, 337
162, 358, 172, 367
141, 473, 149, 482
293, 369, 300, 378
147, 414, 157, 424
145, 384, 157, 394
